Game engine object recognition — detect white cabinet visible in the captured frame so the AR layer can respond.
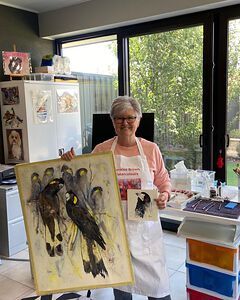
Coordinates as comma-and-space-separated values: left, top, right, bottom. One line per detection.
0, 185, 27, 256
0, 80, 82, 163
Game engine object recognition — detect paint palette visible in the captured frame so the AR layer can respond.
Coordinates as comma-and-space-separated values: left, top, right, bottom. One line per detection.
167, 189, 200, 209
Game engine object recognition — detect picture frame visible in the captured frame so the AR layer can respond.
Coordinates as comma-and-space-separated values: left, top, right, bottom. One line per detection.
127, 189, 158, 221
2, 51, 32, 76
15, 152, 134, 295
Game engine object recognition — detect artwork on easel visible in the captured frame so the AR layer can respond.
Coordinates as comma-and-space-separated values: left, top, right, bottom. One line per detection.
2, 51, 32, 76
1, 86, 20, 105
15, 152, 134, 295
6, 128, 24, 161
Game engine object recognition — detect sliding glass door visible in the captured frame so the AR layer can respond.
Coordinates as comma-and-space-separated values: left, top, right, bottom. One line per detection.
129, 26, 204, 170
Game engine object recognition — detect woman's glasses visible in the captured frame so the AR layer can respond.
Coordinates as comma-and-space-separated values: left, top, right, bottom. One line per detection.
114, 116, 137, 124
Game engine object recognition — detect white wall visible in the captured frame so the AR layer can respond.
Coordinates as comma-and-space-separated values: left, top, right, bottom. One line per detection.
39, 0, 239, 39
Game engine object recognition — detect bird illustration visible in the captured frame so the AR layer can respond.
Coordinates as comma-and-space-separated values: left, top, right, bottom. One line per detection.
65, 190, 108, 278
39, 178, 64, 257
135, 192, 151, 218
89, 186, 104, 212
74, 167, 90, 202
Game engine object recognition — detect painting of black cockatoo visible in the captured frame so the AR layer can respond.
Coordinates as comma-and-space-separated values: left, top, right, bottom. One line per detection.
127, 189, 159, 221
15, 152, 133, 295
28, 167, 64, 257
135, 191, 151, 218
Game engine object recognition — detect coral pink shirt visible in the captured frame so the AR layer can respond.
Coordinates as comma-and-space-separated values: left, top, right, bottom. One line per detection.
93, 137, 171, 196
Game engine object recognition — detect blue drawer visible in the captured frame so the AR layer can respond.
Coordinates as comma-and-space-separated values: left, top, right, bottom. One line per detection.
186, 263, 239, 297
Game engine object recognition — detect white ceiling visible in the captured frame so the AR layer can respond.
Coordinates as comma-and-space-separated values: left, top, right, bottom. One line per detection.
0, 0, 91, 13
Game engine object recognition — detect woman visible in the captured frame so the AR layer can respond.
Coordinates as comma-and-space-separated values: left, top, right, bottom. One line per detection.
62, 96, 171, 300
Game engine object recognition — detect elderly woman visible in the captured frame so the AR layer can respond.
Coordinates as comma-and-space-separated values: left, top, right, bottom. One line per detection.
62, 96, 171, 300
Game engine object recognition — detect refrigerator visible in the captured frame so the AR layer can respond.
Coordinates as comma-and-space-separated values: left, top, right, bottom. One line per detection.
0, 80, 82, 164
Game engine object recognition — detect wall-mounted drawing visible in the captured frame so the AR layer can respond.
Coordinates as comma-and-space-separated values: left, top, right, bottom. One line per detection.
3, 107, 23, 128
1, 86, 20, 105
7, 128, 24, 161
56, 89, 79, 113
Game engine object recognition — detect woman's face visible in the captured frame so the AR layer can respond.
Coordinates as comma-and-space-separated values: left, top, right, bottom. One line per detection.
113, 108, 140, 138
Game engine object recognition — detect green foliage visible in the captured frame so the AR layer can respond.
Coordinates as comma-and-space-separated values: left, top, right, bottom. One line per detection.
129, 26, 203, 167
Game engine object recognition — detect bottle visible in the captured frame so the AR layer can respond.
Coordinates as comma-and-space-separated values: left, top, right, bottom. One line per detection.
217, 180, 222, 197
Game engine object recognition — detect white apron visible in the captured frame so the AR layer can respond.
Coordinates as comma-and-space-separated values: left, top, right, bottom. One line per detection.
111, 137, 170, 298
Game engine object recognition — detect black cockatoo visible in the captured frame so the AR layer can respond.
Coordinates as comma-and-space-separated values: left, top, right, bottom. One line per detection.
65, 191, 108, 278
39, 178, 64, 257
135, 191, 151, 218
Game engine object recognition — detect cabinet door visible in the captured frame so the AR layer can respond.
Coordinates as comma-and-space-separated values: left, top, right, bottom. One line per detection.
54, 84, 82, 155
24, 82, 58, 162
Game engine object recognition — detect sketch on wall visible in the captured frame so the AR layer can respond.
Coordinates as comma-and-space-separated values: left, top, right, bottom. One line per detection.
7, 128, 24, 161
127, 189, 158, 221
1, 86, 20, 105
56, 89, 79, 113
15, 152, 133, 295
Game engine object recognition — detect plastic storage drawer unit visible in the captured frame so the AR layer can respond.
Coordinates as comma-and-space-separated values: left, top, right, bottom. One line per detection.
187, 238, 238, 271
187, 288, 221, 300
186, 263, 239, 298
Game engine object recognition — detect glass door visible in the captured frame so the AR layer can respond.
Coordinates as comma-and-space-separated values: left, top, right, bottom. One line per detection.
226, 18, 240, 186
62, 36, 118, 153
129, 26, 204, 170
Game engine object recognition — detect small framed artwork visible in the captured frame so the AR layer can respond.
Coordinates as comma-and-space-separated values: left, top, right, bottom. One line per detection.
15, 152, 134, 295
1, 86, 20, 105
6, 128, 24, 161
127, 189, 159, 221
2, 51, 32, 76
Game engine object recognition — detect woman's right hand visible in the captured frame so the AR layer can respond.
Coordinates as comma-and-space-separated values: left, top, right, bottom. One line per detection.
61, 147, 75, 161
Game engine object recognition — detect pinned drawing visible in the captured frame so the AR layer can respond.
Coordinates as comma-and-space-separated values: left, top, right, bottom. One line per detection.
56, 89, 79, 113
1, 86, 20, 105
7, 128, 24, 161
127, 189, 158, 221
3, 107, 23, 128
15, 152, 133, 295
31, 89, 53, 124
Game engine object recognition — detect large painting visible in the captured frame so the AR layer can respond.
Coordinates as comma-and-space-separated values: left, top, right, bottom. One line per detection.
15, 152, 133, 295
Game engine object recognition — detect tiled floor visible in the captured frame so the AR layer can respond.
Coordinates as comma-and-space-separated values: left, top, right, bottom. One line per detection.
0, 230, 187, 300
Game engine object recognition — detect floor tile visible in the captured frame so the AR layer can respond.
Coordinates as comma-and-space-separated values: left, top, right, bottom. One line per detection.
169, 271, 187, 300
0, 274, 33, 300
163, 230, 186, 249
165, 244, 186, 271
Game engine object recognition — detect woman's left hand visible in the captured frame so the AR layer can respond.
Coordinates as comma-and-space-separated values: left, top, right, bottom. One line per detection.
155, 192, 169, 209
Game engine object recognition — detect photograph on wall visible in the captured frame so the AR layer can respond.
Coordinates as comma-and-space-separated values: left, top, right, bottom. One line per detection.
15, 152, 134, 295
3, 107, 23, 128
6, 128, 24, 161
2, 51, 32, 76
127, 189, 159, 221
56, 89, 79, 113
31, 89, 53, 124
1, 86, 20, 105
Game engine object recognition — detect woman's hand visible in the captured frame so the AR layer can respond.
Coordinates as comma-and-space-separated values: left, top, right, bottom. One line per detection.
61, 147, 75, 161
155, 192, 169, 209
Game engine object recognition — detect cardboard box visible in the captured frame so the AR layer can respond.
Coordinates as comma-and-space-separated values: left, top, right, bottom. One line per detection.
34, 66, 54, 73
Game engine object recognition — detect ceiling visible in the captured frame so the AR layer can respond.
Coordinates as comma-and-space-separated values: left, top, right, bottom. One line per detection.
0, 0, 91, 13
